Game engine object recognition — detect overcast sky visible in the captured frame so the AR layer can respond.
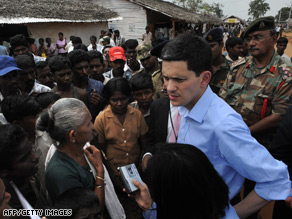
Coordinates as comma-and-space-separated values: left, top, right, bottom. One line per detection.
165, 0, 292, 20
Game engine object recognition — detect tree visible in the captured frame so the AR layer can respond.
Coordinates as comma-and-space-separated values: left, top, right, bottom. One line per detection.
275, 7, 290, 22
205, 2, 224, 18
173, 0, 202, 13
248, 0, 270, 20
173, 0, 224, 17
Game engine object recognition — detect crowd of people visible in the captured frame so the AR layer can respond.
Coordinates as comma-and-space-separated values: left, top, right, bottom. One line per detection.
0, 15, 292, 219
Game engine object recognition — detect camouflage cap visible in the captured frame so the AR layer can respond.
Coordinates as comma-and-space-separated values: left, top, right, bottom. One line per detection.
203, 28, 223, 42
100, 36, 110, 43
244, 16, 275, 38
137, 43, 152, 60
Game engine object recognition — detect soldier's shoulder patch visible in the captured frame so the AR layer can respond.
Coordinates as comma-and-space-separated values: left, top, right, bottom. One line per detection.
152, 69, 161, 77
230, 57, 248, 70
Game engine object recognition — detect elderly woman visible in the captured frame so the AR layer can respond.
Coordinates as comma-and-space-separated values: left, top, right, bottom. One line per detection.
37, 98, 125, 219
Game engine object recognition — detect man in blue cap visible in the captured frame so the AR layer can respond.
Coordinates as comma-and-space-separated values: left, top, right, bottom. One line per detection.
204, 28, 231, 94
0, 55, 21, 101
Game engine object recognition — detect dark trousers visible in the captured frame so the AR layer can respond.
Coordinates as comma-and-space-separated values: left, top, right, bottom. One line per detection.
273, 200, 292, 219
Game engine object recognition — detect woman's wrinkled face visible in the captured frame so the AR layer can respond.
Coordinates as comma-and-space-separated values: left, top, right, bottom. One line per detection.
109, 91, 129, 115
75, 109, 96, 144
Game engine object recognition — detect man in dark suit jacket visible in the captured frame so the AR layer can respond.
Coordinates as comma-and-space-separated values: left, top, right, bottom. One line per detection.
142, 96, 169, 172
269, 105, 292, 219
147, 96, 170, 153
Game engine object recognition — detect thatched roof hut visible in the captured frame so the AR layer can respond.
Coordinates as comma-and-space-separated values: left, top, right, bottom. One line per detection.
96, 0, 222, 41
0, 0, 121, 46
0, 0, 120, 23
130, 0, 223, 25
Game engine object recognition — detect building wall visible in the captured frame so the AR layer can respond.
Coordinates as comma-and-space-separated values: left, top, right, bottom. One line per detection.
97, 0, 147, 42
27, 22, 108, 47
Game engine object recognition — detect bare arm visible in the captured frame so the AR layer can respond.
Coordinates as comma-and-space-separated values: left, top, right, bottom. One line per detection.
233, 190, 269, 219
249, 114, 282, 134
131, 180, 153, 212
84, 146, 105, 210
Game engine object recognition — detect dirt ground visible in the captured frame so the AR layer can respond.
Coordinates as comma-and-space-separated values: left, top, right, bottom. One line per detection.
281, 32, 292, 58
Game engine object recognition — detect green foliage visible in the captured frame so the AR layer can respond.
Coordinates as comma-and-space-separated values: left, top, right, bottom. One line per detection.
275, 7, 290, 22
248, 0, 270, 20
173, 0, 224, 18
173, 0, 202, 12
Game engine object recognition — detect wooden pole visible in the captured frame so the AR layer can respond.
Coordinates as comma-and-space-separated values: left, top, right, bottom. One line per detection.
172, 19, 175, 39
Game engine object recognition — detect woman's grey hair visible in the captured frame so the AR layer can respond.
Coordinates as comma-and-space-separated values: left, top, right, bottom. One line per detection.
36, 98, 87, 146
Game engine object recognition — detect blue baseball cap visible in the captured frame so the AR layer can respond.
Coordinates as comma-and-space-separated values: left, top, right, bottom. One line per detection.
0, 55, 21, 76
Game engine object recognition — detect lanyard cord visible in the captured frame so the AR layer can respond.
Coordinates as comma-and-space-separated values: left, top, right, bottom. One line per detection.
169, 109, 178, 142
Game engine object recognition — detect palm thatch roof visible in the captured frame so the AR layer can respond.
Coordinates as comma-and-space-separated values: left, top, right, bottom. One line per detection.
129, 0, 223, 25
0, 0, 120, 24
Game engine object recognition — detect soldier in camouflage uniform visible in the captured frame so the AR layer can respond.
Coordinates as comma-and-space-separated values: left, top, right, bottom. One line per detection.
219, 17, 292, 219
219, 16, 292, 147
135, 43, 163, 100
204, 28, 231, 94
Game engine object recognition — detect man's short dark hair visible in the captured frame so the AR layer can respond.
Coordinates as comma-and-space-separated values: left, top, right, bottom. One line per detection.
35, 92, 61, 109
67, 49, 90, 67
15, 54, 35, 69
277, 37, 288, 45
130, 73, 154, 92
102, 45, 112, 54
35, 61, 48, 77
72, 37, 82, 45
1, 95, 40, 123
27, 37, 35, 44
36, 61, 48, 71
58, 32, 63, 36
225, 37, 243, 52
114, 30, 120, 34
90, 35, 97, 41
69, 35, 76, 41
48, 55, 71, 73
73, 44, 88, 52
106, 32, 112, 37
122, 39, 139, 51
87, 50, 104, 64
161, 33, 213, 77
0, 124, 27, 171
53, 187, 100, 219
10, 34, 29, 51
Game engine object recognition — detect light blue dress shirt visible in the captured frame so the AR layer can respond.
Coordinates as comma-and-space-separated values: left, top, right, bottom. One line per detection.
143, 203, 237, 219
176, 86, 291, 218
